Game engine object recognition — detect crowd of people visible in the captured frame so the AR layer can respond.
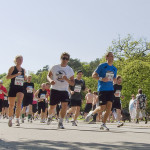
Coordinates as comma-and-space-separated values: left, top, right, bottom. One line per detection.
0, 52, 148, 131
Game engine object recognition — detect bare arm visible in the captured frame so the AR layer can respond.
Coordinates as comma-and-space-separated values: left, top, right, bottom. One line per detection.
92, 71, 108, 82
34, 90, 41, 102
47, 71, 55, 85
63, 75, 75, 86
6, 66, 22, 79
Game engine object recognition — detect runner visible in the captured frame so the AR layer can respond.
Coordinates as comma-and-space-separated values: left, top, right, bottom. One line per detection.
35, 83, 47, 123
66, 70, 86, 126
135, 89, 147, 124
85, 52, 117, 131
45, 82, 51, 120
0, 80, 7, 119
47, 52, 74, 129
84, 89, 94, 118
32, 91, 38, 120
6, 55, 26, 127
21, 75, 34, 123
113, 75, 124, 127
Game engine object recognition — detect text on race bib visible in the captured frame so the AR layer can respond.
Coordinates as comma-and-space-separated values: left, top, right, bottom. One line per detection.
74, 85, 81, 93
106, 72, 114, 82
115, 90, 121, 97
40, 94, 46, 100
27, 86, 33, 93
14, 75, 24, 86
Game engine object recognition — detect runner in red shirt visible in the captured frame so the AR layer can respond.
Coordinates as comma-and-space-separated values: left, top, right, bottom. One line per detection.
0, 80, 8, 119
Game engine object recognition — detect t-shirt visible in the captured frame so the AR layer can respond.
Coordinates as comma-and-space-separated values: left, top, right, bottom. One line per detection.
114, 84, 122, 100
50, 64, 74, 91
23, 82, 34, 97
70, 78, 85, 100
0, 86, 7, 100
136, 94, 147, 109
95, 63, 117, 91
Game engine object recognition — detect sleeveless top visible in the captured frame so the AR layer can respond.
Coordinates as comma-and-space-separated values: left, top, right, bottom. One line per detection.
10, 66, 24, 87
38, 89, 47, 101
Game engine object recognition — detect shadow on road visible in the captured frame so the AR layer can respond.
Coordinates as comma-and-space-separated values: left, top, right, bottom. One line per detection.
0, 139, 150, 150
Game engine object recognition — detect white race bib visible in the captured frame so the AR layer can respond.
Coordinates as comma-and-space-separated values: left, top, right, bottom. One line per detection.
40, 94, 46, 100
4, 96, 8, 100
106, 72, 114, 82
14, 75, 24, 86
33, 97, 38, 102
74, 85, 81, 93
0, 90, 2, 94
27, 86, 33, 93
115, 90, 121, 97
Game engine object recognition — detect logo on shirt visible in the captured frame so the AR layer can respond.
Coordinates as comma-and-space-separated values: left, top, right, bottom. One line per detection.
56, 70, 66, 82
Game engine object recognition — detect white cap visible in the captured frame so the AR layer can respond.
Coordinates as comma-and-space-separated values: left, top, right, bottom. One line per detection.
0, 80, 3, 84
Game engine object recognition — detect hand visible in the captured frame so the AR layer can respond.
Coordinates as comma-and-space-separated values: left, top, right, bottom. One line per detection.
50, 80, 55, 85
17, 72, 22, 76
62, 75, 68, 81
102, 77, 109, 82
71, 91, 74, 95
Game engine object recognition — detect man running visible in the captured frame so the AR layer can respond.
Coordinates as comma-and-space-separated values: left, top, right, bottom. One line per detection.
66, 70, 86, 126
47, 52, 74, 129
21, 75, 34, 123
85, 52, 117, 131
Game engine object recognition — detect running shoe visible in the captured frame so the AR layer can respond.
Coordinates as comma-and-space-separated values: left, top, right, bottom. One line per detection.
84, 111, 93, 122
47, 117, 52, 125
117, 122, 124, 127
72, 121, 77, 126
100, 123, 109, 131
58, 122, 65, 129
16, 120, 20, 126
8, 119, 12, 127
88, 120, 96, 124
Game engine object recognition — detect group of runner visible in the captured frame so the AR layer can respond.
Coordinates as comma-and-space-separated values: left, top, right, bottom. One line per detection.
0, 52, 148, 130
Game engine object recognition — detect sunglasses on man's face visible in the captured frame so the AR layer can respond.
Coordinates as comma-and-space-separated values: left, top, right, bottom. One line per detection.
62, 57, 69, 61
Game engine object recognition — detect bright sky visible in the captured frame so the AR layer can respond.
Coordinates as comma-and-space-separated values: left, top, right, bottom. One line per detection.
0, 0, 150, 74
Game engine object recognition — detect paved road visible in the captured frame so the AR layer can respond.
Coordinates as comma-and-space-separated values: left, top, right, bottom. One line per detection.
0, 119, 150, 150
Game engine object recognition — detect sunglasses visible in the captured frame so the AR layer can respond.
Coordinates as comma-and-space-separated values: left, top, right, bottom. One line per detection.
62, 57, 69, 60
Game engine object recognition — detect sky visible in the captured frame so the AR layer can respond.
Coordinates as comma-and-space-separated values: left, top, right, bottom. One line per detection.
0, 0, 150, 75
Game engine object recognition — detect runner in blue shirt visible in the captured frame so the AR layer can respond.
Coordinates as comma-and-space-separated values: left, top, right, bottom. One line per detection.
85, 52, 117, 131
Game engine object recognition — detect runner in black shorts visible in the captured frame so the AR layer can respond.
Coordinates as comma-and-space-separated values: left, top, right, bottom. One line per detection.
47, 52, 74, 129
113, 75, 124, 127
3, 95, 9, 119
66, 70, 86, 126
6, 55, 26, 127
21, 75, 34, 123
85, 52, 117, 131
0, 80, 8, 119
35, 83, 47, 123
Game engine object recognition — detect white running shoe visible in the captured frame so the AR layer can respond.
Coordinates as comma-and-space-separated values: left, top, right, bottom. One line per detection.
58, 122, 65, 129
84, 111, 93, 122
47, 117, 52, 125
100, 123, 109, 131
117, 122, 124, 127
8, 119, 12, 127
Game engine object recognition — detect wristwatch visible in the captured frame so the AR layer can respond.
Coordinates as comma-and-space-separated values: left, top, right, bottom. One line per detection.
99, 77, 103, 81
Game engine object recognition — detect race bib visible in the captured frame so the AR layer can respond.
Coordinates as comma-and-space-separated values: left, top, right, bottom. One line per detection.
115, 90, 121, 97
74, 85, 81, 93
27, 86, 33, 93
14, 75, 24, 86
40, 94, 46, 100
4, 96, 8, 100
33, 97, 38, 102
0, 90, 2, 94
106, 72, 114, 82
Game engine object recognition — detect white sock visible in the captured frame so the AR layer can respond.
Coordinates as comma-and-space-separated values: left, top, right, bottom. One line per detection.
16, 118, 19, 121
48, 114, 53, 118
9, 117, 12, 120
59, 118, 63, 123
